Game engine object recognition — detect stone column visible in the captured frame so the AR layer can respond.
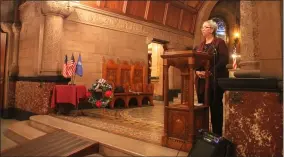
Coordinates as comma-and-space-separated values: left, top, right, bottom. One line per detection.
1, 23, 13, 108
235, 1, 260, 77
255, 1, 282, 79
40, 1, 73, 75
9, 23, 21, 76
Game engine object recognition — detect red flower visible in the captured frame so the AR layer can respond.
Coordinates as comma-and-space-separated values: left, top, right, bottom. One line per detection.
104, 90, 112, 98
96, 100, 102, 108
86, 91, 92, 98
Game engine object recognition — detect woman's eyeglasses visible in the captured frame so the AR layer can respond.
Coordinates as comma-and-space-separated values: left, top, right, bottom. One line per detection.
201, 26, 211, 30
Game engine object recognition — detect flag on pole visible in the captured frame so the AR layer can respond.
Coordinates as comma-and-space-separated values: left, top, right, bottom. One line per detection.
232, 46, 238, 69
75, 54, 83, 77
233, 57, 237, 69
62, 55, 68, 78
67, 54, 76, 77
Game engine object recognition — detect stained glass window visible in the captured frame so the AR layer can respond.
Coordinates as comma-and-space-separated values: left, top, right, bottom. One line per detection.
211, 17, 227, 42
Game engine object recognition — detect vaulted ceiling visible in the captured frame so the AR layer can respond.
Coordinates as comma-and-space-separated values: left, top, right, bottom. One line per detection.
79, 0, 204, 35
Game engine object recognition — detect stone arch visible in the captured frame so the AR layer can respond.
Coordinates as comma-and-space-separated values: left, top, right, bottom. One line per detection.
193, 1, 218, 47
209, 1, 240, 58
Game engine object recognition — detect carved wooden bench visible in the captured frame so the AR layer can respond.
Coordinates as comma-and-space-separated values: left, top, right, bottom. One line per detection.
130, 61, 154, 106
102, 59, 154, 108
102, 59, 127, 108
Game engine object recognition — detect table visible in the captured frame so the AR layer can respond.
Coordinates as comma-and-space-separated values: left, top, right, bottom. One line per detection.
50, 85, 87, 111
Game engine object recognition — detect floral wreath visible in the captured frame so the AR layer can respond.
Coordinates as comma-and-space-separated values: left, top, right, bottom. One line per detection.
87, 78, 113, 108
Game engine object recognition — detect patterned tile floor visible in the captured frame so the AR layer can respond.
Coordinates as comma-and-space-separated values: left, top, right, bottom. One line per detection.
50, 101, 165, 145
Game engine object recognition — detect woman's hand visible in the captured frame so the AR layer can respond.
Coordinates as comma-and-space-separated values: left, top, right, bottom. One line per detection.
196, 71, 212, 78
196, 71, 206, 78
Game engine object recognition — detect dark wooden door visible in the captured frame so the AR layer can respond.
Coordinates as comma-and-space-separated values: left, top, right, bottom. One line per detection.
1, 32, 7, 110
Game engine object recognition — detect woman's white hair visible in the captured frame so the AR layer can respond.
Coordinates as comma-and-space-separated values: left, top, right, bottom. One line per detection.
203, 20, 218, 36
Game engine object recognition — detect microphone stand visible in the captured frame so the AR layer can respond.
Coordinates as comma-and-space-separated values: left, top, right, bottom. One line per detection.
211, 45, 218, 103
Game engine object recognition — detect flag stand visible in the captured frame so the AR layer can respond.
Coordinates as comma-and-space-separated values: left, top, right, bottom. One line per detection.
69, 75, 76, 85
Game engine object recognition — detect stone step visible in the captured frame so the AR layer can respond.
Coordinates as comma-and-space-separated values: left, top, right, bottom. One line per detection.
4, 121, 46, 145
1, 130, 100, 157
29, 115, 188, 157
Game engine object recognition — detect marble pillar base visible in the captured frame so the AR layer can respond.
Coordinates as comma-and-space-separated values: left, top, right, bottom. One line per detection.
219, 78, 282, 157
224, 91, 282, 157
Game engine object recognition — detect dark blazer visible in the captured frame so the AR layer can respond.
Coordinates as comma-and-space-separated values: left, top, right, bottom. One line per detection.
195, 37, 229, 94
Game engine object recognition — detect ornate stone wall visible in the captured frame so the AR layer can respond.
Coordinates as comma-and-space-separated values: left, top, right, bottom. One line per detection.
18, 1, 194, 87
61, 19, 148, 87
19, 2, 43, 76
68, 3, 194, 49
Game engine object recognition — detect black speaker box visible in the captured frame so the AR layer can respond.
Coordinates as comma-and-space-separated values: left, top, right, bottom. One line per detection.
188, 130, 235, 157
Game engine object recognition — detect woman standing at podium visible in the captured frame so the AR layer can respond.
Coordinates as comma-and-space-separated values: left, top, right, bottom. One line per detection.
195, 20, 229, 136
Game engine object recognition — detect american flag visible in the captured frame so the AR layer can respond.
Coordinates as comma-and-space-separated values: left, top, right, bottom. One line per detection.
66, 54, 76, 77
62, 55, 69, 78
233, 57, 237, 69
232, 46, 237, 69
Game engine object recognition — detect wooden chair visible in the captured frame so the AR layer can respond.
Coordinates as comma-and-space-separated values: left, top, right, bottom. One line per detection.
119, 60, 142, 107
102, 59, 127, 108
131, 61, 154, 106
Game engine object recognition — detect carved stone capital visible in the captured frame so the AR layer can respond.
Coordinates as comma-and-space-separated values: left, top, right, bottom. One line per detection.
19, 2, 41, 23
1, 22, 12, 33
41, 1, 74, 18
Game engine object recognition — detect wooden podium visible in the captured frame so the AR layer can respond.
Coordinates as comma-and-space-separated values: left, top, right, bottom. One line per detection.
161, 51, 212, 152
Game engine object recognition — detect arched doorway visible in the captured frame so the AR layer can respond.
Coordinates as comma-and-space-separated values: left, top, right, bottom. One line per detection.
148, 41, 164, 101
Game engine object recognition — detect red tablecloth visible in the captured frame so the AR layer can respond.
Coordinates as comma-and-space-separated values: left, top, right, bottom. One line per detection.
50, 85, 87, 109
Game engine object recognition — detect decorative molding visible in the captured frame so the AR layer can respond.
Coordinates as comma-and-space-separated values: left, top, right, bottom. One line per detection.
67, 2, 193, 47
41, 1, 74, 18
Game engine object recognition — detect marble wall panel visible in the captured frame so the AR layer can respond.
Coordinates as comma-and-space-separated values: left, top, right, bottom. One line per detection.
15, 81, 55, 114
224, 91, 282, 157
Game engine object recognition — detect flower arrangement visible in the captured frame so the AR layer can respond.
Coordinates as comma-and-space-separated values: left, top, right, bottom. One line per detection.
87, 78, 113, 108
